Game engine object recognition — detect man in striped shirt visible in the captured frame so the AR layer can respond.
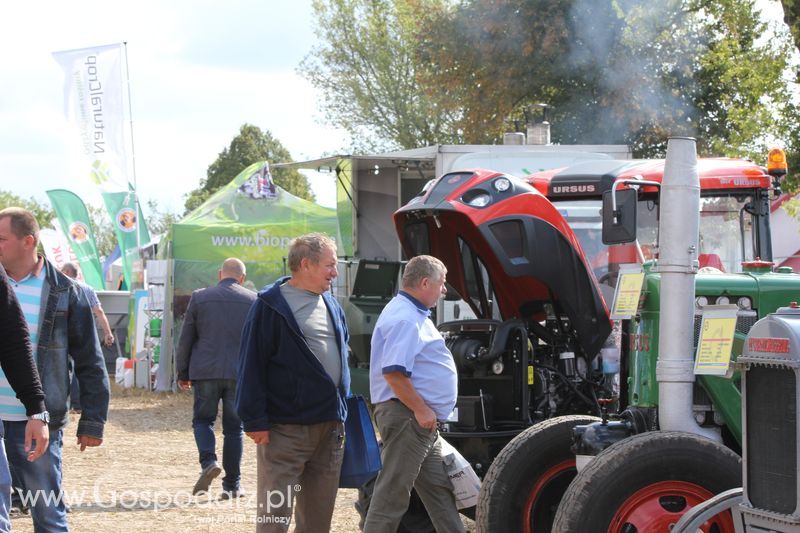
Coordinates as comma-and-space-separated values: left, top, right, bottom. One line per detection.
0, 207, 109, 532
0, 262, 49, 532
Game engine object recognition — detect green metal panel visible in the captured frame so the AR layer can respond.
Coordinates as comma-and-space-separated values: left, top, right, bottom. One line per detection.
350, 367, 371, 399
628, 272, 661, 408
627, 268, 800, 442
696, 333, 746, 446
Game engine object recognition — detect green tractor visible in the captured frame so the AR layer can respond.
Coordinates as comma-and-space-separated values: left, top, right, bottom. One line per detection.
469, 138, 800, 532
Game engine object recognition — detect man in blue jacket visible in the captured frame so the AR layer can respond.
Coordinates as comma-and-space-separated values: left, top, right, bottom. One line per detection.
236, 233, 350, 533
0, 207, 110, 532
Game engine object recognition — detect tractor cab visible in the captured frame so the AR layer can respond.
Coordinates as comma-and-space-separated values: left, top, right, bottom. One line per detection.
526, 158, 777, 305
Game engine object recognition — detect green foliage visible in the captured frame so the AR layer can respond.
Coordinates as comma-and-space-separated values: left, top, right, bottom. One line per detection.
145, 199, 179, 237
779, 0, 800, 194
690, 0, 798, 162
419, 0, 797, 159
304, 0, 800, 169
184, 124, 314, 213
782, 0, 800, 59
785, 197, 800, 218
0, 191, 115, 259
83, 204, 115, 258
299, 0, 461, 151
0, 189, 176, 259
0, 190, 55, 231
81, 201, 176, 259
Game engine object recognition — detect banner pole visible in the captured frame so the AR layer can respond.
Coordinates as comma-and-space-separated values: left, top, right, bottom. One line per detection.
122, 41, 141, 255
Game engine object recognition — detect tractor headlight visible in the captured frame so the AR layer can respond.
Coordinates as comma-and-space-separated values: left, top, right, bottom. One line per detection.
696, 296, 709, 308
463, 190, 492, 208
737, 296, 752, 310
717, 296, 730, 305
492, 359, 505, 375
493, 177, 511, 192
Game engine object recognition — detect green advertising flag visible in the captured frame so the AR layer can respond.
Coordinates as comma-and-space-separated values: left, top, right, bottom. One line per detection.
101, 190, 150, 287
45, 189, 105, 289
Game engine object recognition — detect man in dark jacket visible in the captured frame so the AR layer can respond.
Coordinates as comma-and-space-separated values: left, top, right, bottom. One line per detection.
0, 263, 50, 531
176, 258, 256, 497
0, 207, 110, 533
236, 233, 351, 533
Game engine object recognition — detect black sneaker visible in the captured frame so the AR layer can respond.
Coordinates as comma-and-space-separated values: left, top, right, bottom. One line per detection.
192, 462, 222, 495
8, 505, 28, 517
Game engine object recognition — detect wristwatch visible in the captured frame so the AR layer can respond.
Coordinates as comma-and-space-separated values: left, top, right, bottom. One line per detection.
29, 411, 50, 424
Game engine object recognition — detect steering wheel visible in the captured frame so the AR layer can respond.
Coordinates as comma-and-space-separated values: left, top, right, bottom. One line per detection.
596, 272, 614, 285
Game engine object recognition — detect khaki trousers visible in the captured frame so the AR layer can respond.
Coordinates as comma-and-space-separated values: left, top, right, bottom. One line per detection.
255, 421, 345, 533
363, 400, 465, 533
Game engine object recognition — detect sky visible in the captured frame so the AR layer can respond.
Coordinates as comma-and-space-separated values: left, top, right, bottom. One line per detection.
0, 1, 347, 215
0, 1, 791, 218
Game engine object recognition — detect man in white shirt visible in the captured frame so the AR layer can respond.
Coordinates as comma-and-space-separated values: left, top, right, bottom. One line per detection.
364, 255, 464, 533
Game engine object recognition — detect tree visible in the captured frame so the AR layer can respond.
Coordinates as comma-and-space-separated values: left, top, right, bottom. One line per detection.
184, 124, 314, 213
304, 0, 798, 166
299, 0, 462, 151
0, 190, 56, 231
0, 190, 118, 258
781, 0, 800, 54
777, 0, 800, 195
145, 200, 179, 237
416, 0, 797, 160
85, 204, 116, 258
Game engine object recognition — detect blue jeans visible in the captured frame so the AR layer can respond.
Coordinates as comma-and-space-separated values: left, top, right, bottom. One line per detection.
69, 370, 80, 411
0, 423, 12, 533
192, 379, 243, 491
4, 421, 67, 532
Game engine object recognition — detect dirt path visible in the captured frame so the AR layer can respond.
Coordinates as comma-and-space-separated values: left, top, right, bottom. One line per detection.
10, 384, 360, 532
10, 384, 474, 532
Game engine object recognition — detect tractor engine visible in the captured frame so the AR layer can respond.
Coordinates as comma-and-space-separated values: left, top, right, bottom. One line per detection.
393, 168, 613, 477
441, 316, 602, 434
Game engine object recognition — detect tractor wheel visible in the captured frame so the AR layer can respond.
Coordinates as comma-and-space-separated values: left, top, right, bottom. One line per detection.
552, 431, 741, 533
475, 415, 600, 533
355, 474, 435, 533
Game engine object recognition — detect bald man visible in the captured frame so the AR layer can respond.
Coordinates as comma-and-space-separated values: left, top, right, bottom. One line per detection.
176, 258, 256, 498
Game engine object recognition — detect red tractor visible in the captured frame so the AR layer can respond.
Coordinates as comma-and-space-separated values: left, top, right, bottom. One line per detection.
391, 139, 798, 531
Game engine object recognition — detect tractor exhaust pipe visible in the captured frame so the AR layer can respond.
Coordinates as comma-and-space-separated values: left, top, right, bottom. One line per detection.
655, 137, 721, 442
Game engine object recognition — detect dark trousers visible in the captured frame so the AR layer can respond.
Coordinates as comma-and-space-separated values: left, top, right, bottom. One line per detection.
69, 359, 80, 411
192, 379, 243, 491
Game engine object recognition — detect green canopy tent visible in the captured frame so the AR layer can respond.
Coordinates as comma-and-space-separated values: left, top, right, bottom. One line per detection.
168, 161, 341, 300
154, 162, 344, 390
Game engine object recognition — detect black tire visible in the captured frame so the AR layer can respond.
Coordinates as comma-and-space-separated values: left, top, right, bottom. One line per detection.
552, 431, 741, 533
475, 415, 600, 533
355, 474, 435, 533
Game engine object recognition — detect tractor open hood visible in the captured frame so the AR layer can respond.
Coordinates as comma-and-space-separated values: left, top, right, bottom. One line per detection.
394, 169, 612, 357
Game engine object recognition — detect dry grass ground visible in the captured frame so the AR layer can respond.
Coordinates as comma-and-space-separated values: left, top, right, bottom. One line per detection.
10, 383, 474, 532
10, 383, 359, 532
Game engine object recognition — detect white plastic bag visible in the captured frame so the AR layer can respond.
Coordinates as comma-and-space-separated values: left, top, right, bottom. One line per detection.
115, 357, 126, 385
439, 436, 481, 509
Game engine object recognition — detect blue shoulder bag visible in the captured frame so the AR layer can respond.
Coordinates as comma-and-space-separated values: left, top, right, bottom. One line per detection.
339, 395, 382, 488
